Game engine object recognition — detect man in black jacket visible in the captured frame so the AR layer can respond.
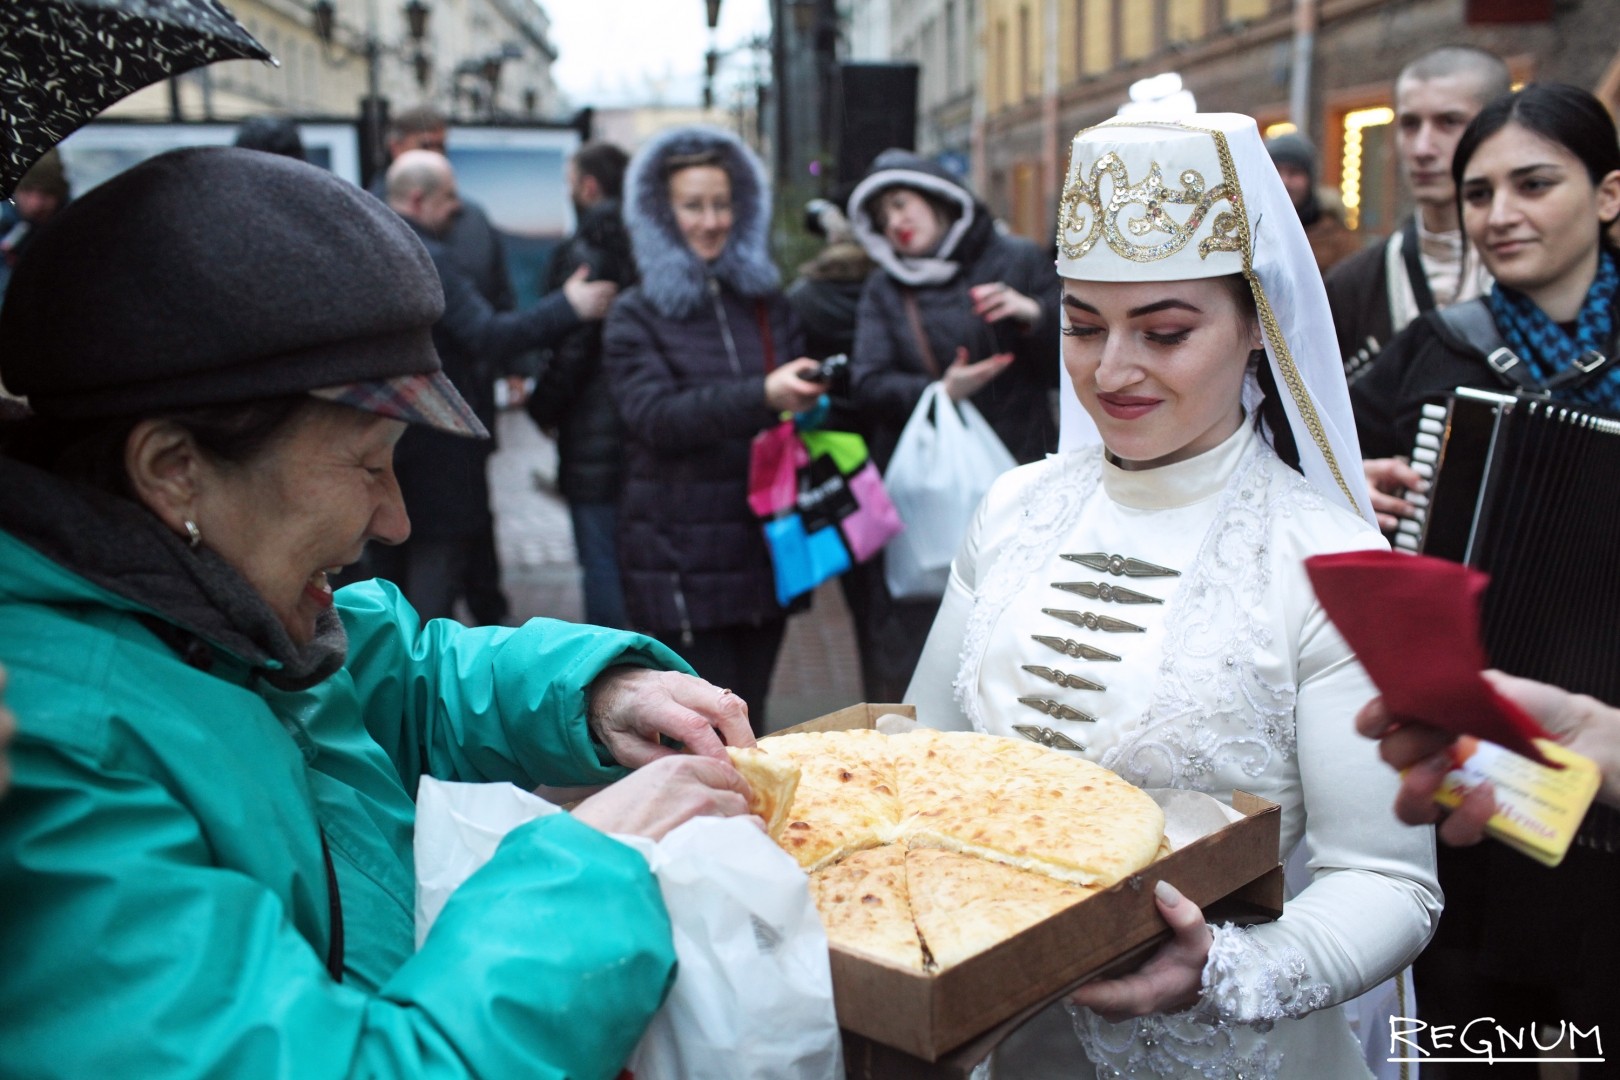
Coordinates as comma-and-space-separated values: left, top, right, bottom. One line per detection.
1325, 46, 1509, 384
529, 142, 635, 628
369, 107, 524, 622
378, 150, 616, 622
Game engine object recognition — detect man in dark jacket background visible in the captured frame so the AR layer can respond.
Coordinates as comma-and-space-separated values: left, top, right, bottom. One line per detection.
368, 106, 523, 622
529, 141, 636, 629
379, 150, 616, 622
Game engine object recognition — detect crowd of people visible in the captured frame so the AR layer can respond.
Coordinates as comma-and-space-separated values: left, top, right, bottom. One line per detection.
2, 30, 1619, 1080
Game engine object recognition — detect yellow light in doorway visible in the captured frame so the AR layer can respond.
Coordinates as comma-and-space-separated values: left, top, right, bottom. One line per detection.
1340, 105, 1394, 231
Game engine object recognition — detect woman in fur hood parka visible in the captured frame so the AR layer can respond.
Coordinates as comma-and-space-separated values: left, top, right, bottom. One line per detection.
604, 126, 823, 734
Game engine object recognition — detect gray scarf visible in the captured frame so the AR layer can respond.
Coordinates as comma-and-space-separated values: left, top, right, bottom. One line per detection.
0, 456, 346, 691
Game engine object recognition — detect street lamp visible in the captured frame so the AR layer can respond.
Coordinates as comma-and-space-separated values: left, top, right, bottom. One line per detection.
403, 0, 429, 42
310, 0, 435, 186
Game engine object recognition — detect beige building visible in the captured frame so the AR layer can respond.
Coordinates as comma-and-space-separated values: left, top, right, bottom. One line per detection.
970, 0, 1620, 246
105, 0, 560, 123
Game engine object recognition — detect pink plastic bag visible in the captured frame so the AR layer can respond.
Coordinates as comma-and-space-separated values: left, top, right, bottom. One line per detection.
747, 420, 807, 518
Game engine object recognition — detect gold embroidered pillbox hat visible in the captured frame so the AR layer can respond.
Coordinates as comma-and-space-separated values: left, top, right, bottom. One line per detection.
1054, 113, 1374, 525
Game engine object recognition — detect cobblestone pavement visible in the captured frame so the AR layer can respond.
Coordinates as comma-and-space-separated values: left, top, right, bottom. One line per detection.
488, 408, 866, 732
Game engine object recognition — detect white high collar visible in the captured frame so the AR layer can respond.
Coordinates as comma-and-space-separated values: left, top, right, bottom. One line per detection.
1100, 421, 1254, 510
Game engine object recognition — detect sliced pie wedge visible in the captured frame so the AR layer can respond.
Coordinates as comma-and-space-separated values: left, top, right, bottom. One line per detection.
906, 847, 1097, 969
811, 845, 926, 971
727, 745, 802, 840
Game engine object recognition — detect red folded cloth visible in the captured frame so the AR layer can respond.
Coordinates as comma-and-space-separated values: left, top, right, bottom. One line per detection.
1305, 550, 1558, 767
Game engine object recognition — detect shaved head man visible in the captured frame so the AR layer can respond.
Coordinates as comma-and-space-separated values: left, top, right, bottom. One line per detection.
386, 149, 462, 237
1326, 45, 1510, 383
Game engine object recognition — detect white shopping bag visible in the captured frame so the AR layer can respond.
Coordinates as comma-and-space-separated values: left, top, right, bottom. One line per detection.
414, 778, 842, 1080
883, 381, 1018, 599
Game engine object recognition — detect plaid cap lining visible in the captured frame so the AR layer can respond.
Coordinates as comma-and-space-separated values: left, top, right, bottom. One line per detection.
309, 371, 488, 438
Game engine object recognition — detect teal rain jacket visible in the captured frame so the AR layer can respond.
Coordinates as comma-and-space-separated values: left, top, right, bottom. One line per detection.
0, 527, 688, 1079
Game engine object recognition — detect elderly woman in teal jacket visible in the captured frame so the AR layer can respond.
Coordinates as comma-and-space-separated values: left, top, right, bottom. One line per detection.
0, 148, 757, 1080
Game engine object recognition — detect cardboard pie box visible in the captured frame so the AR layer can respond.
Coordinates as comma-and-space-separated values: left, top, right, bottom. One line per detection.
767, 703, 1284, 1068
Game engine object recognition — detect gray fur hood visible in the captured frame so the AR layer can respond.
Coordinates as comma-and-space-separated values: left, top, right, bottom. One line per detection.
623, 125, 780, 319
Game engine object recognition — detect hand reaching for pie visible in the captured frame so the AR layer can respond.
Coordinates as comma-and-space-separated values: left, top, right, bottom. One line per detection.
571, 754, 758, 841
1068, 880, 1212, 1021
586, 666, 756, 766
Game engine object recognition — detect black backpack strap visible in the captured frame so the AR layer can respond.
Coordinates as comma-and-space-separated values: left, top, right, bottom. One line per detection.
1400, 216, 1438, 314
1432, 299, 1539, 391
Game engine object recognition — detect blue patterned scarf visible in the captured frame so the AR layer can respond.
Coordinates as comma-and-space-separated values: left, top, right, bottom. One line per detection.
1485, 248, 1620, 413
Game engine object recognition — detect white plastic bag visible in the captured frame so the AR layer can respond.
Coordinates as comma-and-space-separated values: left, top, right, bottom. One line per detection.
414, 778, 842, 1080
883, 381, 1018, 599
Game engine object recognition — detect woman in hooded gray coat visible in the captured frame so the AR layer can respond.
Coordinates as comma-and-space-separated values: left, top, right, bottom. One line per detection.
844, 150, 1061, 701
604, 126, 824, 733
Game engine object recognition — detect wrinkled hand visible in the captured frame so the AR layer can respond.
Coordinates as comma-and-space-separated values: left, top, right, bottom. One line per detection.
0, 663, 13, 800
1069, 880, 1211, 1022
572, 753, 757, 841
1356, 671, 1620, 845
562, 264, 618, 322
765, 358, 826, 414
1363, 457, 1426, 533
942, 345, 1014, 402
969, 281, 1041, 327
587, 666, 756, 767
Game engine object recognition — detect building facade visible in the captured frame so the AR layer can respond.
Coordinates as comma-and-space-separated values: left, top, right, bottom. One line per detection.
104, 0, 561, 124
970, 0, 1620, 246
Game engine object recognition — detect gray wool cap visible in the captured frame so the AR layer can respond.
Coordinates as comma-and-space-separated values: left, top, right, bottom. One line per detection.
0, 146, 449, 420
1264, 132, 1318, 179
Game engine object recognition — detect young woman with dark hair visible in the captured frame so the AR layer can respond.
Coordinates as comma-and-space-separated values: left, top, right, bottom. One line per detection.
1350, 83, 1620, 1080
1354, 83, 1620, 464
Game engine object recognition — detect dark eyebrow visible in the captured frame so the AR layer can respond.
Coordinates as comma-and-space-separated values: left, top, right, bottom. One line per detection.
1062, 295, 1205, 318
1463, 162, 1564, 186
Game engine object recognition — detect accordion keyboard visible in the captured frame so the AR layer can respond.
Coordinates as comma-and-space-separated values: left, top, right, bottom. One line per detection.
1392, 402, 1447, 554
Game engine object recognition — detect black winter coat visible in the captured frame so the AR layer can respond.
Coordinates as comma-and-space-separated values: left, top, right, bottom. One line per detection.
850, 230, 1060, 469
529, 198, 636, 504
394, 221, 579, 538
1350, 295, 1620, 460
604, 282, 803, 635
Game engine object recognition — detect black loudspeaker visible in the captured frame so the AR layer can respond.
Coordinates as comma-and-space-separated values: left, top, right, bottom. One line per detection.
836, 63, 919, 185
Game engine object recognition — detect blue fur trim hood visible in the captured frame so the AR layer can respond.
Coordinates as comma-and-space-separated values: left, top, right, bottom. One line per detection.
622, 125, 780, 319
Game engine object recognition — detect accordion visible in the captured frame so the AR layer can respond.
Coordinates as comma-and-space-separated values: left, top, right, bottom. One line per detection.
1399, 387, 1620, 847
1401, 387, 1620, 699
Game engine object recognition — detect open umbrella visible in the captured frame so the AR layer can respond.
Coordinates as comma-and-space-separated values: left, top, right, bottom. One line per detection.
0, 0, 271, 197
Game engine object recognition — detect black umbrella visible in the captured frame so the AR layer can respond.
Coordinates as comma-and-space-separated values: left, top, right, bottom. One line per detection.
0, 0, 272, 197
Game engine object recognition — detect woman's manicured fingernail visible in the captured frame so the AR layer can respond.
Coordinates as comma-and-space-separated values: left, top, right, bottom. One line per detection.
1154, 879, 1183, 906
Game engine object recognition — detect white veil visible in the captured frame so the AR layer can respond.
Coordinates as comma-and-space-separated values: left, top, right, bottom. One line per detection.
1053, 113, 1374, 526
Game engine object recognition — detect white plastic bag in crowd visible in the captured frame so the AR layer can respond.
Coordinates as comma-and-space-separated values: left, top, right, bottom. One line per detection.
414, 778, 842, 1080
883, 381, 1018, 599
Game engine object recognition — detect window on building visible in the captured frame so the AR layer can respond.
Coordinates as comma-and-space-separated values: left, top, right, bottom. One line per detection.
945, 1, 958, 95
1057, 0, 1076, 84
1081, 0, 1110, 76
1011, 160, 1041, 239
1121, 2, 1153, 61
1337, 105, 1396, 233
1018, 4, 1031, 101
1224, 0, 1269, 22
1167, 0, 1204, 42
994, 17, 1009, 110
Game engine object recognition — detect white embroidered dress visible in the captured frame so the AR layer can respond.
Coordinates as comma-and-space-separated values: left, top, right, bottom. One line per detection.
906, 423, 1441, 1079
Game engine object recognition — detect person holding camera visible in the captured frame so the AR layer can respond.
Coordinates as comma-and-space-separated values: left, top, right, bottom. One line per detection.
844, 150, 1061, 701
604, 126, 823, 735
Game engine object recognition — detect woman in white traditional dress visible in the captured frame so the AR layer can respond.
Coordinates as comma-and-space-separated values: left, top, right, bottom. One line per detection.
906, 114, 1442, 1079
